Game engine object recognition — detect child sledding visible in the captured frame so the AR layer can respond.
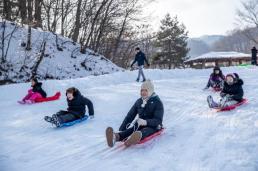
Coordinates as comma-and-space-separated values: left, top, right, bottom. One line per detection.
204, 66, 225, 91
18, 78, 60, 104
44, 87, 94, 127
207, 73, 246, 111
105, 80, 164, 147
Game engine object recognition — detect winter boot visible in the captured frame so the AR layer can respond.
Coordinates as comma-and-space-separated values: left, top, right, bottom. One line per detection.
124, 131, 142, 147
136, 78, 140, 82
25, 100, 34, 104
18, 100, 26, 104
105, 127, 119, 147
44, 116, 54, 123
207, 95, 219, 108
51, 114, 61, 127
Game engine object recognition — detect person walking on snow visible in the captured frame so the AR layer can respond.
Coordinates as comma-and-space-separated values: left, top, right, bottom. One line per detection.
207, 73, 244, 109
251, 46, 257, 65
105, 80, 164, 147
44, 87, 94, 127
204, 66, 225, 90
18, 78, 47, 104
131, 47, 150, 82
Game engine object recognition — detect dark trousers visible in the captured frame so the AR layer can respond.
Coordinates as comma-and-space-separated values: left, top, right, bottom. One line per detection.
118, 124, 158, 141
56, 110, 83, 124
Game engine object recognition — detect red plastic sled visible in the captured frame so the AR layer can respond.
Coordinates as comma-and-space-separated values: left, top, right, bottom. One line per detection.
217, 98, 247, 112
34, 92, 61, 103
137, 128, 164, 144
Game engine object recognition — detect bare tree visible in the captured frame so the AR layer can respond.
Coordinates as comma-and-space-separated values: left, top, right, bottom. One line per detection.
237, 0, 258, 43
31, 41, 46, 77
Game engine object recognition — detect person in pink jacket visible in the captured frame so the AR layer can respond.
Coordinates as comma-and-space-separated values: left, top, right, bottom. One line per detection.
18, 78, 47, 104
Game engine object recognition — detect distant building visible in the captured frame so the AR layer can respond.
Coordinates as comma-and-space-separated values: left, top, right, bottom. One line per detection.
185, 51, 251, 69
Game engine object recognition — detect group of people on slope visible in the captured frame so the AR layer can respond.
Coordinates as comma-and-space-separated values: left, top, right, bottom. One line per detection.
19, 77, 164, 147
204, 66, 244, 109
18, 49, 245, 148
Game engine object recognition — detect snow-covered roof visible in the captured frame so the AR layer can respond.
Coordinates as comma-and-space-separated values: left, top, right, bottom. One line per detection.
185, 51, 251, 62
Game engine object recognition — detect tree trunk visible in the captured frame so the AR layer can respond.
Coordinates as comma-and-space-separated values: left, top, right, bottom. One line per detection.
3, 0, 12, 20
26, 26, 32, 50
27, 0, 33, 21
61, 0, 64, 36
32, 41, 46, 77
18, 0, 27, 24
94, 0, 113, 52
1, 21, 6, 62
82, 0, 109, 52
72, 0, 82, 42
34, 0, 43, 28
111, 13, 128, 61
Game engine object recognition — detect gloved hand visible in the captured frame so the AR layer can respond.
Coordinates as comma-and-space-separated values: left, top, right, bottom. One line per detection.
220, 92, 226, 97
89, 115, 94, 119
137, 118, 147, 126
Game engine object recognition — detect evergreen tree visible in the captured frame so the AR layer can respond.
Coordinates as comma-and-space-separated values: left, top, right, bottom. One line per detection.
154, 14, 189, 69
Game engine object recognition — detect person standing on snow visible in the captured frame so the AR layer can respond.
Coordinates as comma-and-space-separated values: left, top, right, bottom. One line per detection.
44, 87, 94, 127
105, 80, 164, 147
131, 47, 150, 82
204, 66, 225, 90
207, 73, 244, 109
251, 46, 257, 65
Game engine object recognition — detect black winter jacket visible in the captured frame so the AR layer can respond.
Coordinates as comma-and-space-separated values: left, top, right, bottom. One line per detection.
67, 90, 94, 117
220, 79, 244, 102
32, 82, 47, 98
119, 95, 164, 131
131, 51, 149, 67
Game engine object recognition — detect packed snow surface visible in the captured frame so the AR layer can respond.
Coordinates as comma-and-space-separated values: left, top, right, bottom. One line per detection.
0, 67, 258, 171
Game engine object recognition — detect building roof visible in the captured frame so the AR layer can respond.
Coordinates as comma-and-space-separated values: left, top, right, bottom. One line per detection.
185, 51, 251, 63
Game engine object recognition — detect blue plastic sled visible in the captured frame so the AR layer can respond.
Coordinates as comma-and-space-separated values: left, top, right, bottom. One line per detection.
60, 115, 89, 127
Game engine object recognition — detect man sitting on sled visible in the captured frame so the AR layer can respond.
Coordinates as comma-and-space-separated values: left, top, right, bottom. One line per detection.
207, 73, 244, 109
105, 80, 164, 147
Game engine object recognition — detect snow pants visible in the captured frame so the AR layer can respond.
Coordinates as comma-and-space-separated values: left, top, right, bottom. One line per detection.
23, 89, 43, 102
55, 110, 84, 124
118, 123, 158, 141
219, 97, 238, 108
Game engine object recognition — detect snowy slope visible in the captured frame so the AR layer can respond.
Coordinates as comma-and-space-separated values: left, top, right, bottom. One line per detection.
0, 21, 122, 83
0, 67, 258, 171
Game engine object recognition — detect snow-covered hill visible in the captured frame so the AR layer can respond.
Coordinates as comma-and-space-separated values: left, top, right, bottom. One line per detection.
0, 67, 258, 171
0, 21, 122, 83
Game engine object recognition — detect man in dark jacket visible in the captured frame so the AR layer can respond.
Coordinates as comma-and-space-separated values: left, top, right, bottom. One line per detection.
251, 46, 257, 65
204, 66, 225, 90
44, 87, 94, 127
106, 80, 164, 147
207, 73, 244, 108
131, 47, 150, 82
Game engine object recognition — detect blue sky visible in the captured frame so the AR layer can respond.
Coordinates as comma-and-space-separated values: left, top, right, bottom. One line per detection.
145, 0, 243, 38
